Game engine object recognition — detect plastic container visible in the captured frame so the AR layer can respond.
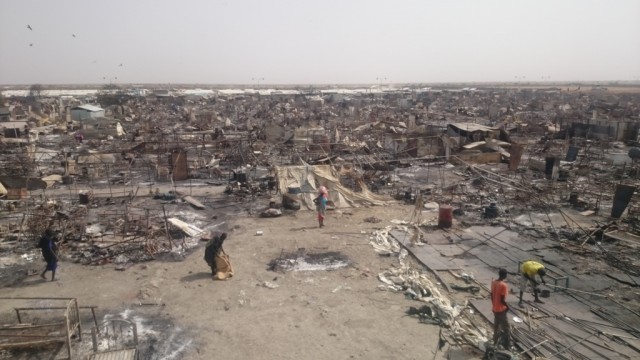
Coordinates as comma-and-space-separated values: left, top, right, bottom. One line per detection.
569, 192, 579, 205
484, 202, 499, 218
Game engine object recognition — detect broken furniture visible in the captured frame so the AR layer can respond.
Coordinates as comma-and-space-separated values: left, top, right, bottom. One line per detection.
88, 318, 139, 360
0, 297, 87, 360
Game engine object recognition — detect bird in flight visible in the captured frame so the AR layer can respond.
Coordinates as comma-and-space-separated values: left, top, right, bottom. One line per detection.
27, 25, 33, 31
29, 43, 33, 47
72, 34, 76, 38
119, 63, 123, 67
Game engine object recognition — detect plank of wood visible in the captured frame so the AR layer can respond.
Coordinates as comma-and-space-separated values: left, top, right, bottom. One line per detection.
183, 196, 206, 209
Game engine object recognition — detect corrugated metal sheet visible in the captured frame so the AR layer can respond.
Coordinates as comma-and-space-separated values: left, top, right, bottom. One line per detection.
72, 104, 104, 112
76, 153, 117, 164
88, 348, 137, 360
449, 123, 496, 133
0, 176, 47, 190
0, 120, 29, 129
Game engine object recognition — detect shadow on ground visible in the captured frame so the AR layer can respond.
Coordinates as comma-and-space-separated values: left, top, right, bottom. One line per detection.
180, 272, 212, 282
289, 226, 319, 231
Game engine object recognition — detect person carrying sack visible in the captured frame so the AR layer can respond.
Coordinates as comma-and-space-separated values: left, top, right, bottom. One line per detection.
204, 232, 234, 280
214, 248, 233, 280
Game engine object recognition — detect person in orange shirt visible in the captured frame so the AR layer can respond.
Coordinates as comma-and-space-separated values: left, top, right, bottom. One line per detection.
491, 268, 511, 349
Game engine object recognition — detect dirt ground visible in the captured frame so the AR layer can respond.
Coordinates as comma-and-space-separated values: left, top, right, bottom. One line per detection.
0, 202, 467, 360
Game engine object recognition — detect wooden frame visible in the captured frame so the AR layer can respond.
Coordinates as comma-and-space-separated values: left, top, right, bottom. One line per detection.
0, 297, 93, 360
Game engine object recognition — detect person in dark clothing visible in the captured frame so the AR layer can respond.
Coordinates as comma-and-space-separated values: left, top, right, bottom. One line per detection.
39, 228, 58, 281
204, 232, 227, 276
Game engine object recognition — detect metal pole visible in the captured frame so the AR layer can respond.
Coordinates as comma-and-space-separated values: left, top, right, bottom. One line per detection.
517, 339, 549, 356
545, 283, 608, 298
547, 333, 596, 358
15, 308, 22, 323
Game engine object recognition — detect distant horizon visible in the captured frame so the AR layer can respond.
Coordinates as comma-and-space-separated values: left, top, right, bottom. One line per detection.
3, 80, 640, 89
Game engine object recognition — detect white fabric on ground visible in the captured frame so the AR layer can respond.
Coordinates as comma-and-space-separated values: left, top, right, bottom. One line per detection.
370, 226, 489, 348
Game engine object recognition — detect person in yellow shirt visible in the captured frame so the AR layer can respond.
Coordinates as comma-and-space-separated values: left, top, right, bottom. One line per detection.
518, 260, 546, 306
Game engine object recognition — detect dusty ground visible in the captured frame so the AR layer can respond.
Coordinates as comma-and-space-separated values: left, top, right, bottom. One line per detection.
0, 202, 463, 360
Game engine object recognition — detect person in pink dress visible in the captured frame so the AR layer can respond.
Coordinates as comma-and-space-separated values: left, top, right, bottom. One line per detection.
314, 186, 328, 228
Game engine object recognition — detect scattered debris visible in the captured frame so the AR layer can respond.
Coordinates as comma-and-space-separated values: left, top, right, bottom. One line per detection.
262, 281, 279, 289
260, 208, 282, 218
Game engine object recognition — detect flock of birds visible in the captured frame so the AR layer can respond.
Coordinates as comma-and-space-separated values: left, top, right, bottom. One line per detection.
26, 24, 123, 74
26, 24, 77, 45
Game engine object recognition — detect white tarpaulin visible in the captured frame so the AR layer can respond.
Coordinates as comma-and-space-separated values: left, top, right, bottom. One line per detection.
116, 122, 126, 137
275, 164, 388, 209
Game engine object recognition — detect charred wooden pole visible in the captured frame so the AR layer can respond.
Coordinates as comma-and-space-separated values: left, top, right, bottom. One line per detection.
162, 205, 173, 250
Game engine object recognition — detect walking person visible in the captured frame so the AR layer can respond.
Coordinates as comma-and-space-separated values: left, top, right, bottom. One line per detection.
518, 260, 547, 306
39, 228, 58, 281
314, 186, 328, 228
491, 268, 511, 349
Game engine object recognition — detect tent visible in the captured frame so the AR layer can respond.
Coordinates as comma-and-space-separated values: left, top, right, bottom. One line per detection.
275, 164, 388, 209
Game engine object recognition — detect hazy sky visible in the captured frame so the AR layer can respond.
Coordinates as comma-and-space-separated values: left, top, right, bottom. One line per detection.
1, 0, 639, 85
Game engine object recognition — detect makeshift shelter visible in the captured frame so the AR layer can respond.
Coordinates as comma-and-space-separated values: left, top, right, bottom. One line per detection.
447, 123, 502, 146
275, 164, 388, 209
0, 176, 47, 200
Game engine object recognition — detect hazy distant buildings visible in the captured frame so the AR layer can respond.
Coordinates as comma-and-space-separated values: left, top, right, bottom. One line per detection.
0, 107, 10, 122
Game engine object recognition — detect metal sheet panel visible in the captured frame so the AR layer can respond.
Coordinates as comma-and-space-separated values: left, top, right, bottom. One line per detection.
88, 349, 137, 360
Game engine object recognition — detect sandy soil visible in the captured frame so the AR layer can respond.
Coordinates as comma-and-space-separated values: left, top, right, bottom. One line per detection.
0, 202, 458, 360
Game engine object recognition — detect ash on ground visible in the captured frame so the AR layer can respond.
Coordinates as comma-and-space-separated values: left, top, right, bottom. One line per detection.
269, 249, 350, 272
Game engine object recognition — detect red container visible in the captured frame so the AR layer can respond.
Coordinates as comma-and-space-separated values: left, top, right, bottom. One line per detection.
438, 205, 453, 228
